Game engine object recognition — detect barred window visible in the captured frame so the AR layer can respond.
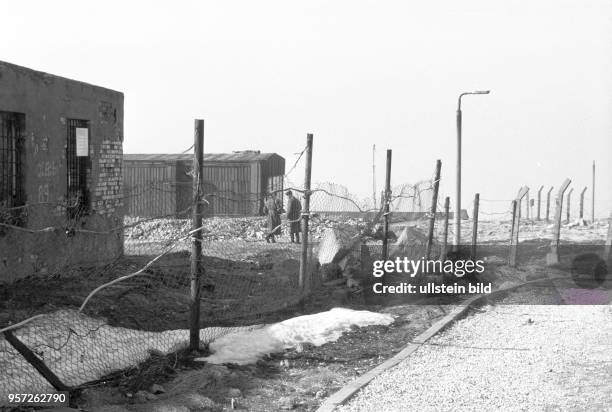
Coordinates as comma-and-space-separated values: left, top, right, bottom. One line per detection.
0, 111, 25, 225
66, 119, 90, 218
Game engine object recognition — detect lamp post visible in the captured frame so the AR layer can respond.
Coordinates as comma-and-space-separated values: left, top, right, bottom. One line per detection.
455, 90, 490, 252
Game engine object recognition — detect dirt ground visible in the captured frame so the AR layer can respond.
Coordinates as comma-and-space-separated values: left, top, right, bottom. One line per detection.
70, 303, 453, 412
2, 219, 609, 411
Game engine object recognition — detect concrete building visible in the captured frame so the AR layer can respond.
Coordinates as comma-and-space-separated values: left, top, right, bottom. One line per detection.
0, 61, 124, 283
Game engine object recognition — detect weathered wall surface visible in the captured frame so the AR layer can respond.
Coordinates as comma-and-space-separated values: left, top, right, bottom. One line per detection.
0, 61, 124, 283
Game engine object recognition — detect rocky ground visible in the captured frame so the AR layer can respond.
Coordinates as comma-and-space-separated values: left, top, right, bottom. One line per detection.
124, 215, 368, 242
338, 303, 612, 412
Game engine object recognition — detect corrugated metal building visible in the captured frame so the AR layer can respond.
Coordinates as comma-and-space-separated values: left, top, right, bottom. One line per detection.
123, 151, 285, 217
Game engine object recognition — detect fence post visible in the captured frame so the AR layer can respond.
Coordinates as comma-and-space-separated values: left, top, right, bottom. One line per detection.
566, 187, 573, 224
525, 189, 530, 220
546, 186, 553, 222
3, 331, 70, 391
440, 197, 450, 261
536, 185, 543, 221
471, 193, 480, 260
509, 186, 529, 266
299, 133, 313, 290
546, 178, 572, 266
190, 119, 204, 351
579, 186, 587, 219
426, 160, 441, 259
381, 150, 392, 261
592, 161, 596, 223
604, 210, 612, 260
509, 200, 518, 266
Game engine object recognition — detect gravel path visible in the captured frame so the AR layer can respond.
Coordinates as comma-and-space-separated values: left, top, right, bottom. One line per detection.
338, 305, 612, 412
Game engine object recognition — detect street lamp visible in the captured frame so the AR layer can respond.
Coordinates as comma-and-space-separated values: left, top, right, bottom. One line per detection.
455, 90, 490, 252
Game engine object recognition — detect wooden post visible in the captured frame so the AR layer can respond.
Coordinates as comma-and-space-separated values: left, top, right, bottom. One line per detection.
579, 186, 587, 219
4, 331, 70, 391
509, 200, 518, 266
536, 185, 543, 221
440, 197, 450, 260
299, 133, 313, 290
381, 150, 392, 261
592, 161, 595, 223
509, 187, 529, 266
471, 193, 480, 260
546, 178, 571, 266
566, 188, 573, 224
426, 160, 441, 259
546, 186, 553, 222
189, 119, 204, 351
604, 210, 612, 260
525, 189, 530, 220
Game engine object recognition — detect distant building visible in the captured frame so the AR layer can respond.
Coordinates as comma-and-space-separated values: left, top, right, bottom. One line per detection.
123, 151, 285, 217
0, 61, 124, 283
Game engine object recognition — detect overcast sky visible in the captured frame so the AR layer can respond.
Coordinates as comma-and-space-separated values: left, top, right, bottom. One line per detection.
3, 0, 611, 217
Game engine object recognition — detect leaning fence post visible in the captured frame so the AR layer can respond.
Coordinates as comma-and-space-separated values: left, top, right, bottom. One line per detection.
299, 133, 313, 290
440, 197, 450, 261
471, 193, 480, 260
509, 186, 529, 266
190, 119, 205, 351
381, 150, 392, 261
566, 187, 573, 224
426, 160, 441, 259
536, 185, 544, 221
579, 186, 587, 219
3, 330, 71, 391
546, 178, 571, 266
546, 186, 553, 222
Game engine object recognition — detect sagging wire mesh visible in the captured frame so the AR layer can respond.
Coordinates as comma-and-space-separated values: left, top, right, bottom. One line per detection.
0, 144, 441, 404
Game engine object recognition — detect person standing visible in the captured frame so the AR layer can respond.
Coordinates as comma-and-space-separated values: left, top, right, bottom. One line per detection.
285, 190, 302, 243
263, 193, 282, 243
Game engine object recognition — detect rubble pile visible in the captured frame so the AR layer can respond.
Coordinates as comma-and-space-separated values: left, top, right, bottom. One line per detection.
124, 214, 369, 242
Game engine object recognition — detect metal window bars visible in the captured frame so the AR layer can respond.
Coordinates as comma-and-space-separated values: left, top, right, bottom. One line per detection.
66, 119, 90, 219
0, 111, 25, 225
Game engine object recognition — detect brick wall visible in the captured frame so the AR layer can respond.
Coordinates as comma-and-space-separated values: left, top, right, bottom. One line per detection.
0, 61, 124, 283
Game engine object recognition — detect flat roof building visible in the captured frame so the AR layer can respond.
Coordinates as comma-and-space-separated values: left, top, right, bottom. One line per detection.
0, 61, 124, 282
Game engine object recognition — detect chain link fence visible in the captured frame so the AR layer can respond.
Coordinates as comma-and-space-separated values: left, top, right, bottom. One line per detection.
0, 142, 441, 404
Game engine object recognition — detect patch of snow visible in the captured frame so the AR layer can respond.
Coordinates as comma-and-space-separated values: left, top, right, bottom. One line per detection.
198, 308, 394, 365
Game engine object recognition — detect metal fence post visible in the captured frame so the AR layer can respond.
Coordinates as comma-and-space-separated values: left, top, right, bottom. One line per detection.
546, 178, 571, 266
426, 160, 441, 259
536, 185, 543, 221
440, 197, 450, 261
299, 133, 313, 290
381, 150, 392, 261
566, 187, 573, 224
546, 186, 553, 222
579, 186, 587, 219
190, 119, 204, 351
471, 193, 480, 260
509, 187, 529, 267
